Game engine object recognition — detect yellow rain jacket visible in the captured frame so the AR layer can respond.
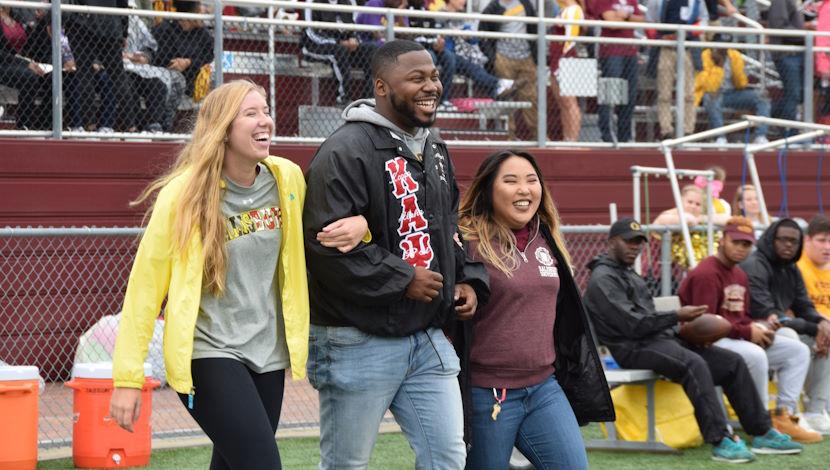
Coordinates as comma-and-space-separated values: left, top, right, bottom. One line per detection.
694, 49, 748, 106
113, 156, 309, 394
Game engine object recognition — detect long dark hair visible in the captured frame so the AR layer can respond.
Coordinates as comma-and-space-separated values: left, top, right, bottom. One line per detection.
458, 150, 571, 276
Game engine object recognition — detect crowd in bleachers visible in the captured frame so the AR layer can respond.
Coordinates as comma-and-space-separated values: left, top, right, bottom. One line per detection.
0, 0, 829, 139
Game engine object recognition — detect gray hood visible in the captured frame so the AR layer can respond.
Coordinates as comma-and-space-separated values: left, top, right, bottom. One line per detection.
342, 99, 429, 158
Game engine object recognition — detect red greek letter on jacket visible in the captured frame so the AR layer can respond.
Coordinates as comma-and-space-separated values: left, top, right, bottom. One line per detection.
399, 232, 434, 268
385, 157, 419, 198
397, 194, 428, 236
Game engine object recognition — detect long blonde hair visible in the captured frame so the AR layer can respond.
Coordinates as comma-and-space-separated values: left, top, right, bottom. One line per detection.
133, 80, 266, 296
458, 150, 572, 277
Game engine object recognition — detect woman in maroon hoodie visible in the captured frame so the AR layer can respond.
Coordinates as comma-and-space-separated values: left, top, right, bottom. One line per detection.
457, 150, 612, 469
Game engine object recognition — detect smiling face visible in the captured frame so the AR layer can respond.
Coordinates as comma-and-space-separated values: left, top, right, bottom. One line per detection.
491, 156, 542, 230
224, 90, 273, 168
375, 50, 442, 133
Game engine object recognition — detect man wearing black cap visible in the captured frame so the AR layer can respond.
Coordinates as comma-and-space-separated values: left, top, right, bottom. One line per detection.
584, 218, 799, 462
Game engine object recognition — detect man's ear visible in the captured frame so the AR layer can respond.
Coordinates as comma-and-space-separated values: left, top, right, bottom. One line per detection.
374, 78, 387, 98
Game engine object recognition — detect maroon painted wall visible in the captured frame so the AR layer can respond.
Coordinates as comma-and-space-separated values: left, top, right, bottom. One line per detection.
2, 139, 829, 226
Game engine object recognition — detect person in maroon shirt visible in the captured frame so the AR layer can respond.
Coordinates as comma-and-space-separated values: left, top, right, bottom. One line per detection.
456, 150, 612, 469
679, 216, 820, 443
589, 0, 644, 143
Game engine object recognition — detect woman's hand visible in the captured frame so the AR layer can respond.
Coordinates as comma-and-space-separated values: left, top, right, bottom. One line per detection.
109, 387, 142, 432
316, 215, 368, 253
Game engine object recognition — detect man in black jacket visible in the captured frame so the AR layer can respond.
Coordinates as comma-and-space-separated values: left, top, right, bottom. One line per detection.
583, 218, 801, 462
742, 218, 830, 435
151, 0, 212, 98
303, 40, 488, 469
301, 0, 376, 105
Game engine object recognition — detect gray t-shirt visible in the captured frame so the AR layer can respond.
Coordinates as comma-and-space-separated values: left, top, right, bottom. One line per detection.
192, 163, 289, 373
496, 0, 532, 60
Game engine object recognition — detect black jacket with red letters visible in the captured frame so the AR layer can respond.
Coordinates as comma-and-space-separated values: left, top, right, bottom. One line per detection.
303, 120, 489, 337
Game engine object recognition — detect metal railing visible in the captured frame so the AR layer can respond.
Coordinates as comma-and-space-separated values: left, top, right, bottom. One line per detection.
0, 0, 826, 147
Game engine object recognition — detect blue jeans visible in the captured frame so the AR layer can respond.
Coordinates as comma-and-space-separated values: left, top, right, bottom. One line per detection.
455, 55, 499, 98
774, 54, 804, 123
703, 88, 770, 137
431, 49, 457, 101
466, 375, 588, 470
308, 325, 465, 470
598, 55, 639, 142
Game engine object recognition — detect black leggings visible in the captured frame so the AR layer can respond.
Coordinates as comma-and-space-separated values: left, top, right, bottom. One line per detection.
178, 358, 285, 470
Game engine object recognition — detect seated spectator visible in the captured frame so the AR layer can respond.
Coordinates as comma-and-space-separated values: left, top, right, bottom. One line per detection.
583, 218, 802, 463
769, 0, 805, 127
743, 219, 830, 437
124, 11, 185, 132
652, 184, 719, 267
696, 165, 732, 222
549, 0, 583, 142
679, 216, 820, 442
646, 0, 707, 139
440, 0, 518, 100
695, 36, 770, 144
355, 0, 407, 47
590, 0, 645, 143
732, 184, 769, 237
64, 0, 132, 133
301, 0, 376, 105
480, 0, 538, 139
151, 0, 213, 100
0, 5, 51, 129
796, 215, 830, 433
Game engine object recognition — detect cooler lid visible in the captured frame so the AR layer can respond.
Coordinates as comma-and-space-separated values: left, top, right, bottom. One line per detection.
72, 362, 152, 379
0, 365, 39, 381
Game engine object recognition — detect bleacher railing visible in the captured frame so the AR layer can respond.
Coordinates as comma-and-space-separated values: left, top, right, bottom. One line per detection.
0, 0, 827, 147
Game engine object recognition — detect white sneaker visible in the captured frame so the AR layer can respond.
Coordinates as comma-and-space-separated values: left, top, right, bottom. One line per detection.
803, 411, 830, 435
754, 136, 769, 145
98, 127, 114, 133
495, 78, 515, 96
715, 136, 728, 145
68, 126, 85, 133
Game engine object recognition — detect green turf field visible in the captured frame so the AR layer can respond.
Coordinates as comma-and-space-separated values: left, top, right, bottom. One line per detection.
37, 424, 830, 469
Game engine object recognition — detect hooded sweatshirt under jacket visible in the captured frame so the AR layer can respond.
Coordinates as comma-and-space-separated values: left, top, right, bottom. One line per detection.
740, 218, 826, 336
582, 253, 679, 360
303, 99, 489, 337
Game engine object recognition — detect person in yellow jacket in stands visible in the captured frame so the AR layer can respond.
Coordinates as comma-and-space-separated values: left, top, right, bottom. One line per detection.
695, 34, 770, 145
108, 80, 368, 470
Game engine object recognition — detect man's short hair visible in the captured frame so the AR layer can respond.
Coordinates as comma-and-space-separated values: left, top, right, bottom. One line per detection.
174, 0, 201, 13
807, 215, 830, 237
370, 40, 426, 80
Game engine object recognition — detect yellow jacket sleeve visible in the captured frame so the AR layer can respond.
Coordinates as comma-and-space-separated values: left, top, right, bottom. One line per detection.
694, 49, 725, 106
728, 50, 748, 89
112, 184, 178, 389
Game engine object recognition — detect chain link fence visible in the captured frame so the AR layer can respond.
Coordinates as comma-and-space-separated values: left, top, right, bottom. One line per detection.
1, 0, 827, 146
0, 223, 697, 451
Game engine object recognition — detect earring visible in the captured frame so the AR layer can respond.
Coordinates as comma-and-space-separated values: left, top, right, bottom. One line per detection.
223, 136, 228, 143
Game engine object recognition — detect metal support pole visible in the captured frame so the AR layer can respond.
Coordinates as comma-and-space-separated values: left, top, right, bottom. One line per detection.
745, 151, 772, 226
706, 175, 715, 256
674, 30, 686, 139
536, 2, 547, 147
804, 32, 815, 124
663, 147, 697, 268
609, 203, 618, 223
661, 230, 672, 296
214, 0, 223, 87
51, 1, 63, 137
385, 11, 395, 42
633, 171, 641, 224
268, 5, 276, 122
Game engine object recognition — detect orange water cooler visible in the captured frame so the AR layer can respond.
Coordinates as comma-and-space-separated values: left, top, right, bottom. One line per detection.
66, 363, 160, 468
0, 365, 39, 470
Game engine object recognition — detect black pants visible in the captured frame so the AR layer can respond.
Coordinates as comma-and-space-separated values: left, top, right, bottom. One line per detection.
302, 41, 376, 102
614, 339, 770, 444
125, 74, 167, 130
177, 359, 285, 470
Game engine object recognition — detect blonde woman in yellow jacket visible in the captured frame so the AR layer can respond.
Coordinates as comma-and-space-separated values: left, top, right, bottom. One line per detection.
109, 80, 367, 469
694, 45, 770, 144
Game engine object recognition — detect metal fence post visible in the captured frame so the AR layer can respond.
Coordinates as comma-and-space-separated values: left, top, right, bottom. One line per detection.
661, 229, 672, 296
51, 1, 63, 138
804, 32, 815, 124
268, 5, 276, 122
536, 4, 547, 147
385, 10, 395, 42
214, 0, 224, 87
674, 30, 686, 139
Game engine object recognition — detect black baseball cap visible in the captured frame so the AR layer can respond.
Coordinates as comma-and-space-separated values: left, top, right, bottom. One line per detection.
609, 218, 647, 242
